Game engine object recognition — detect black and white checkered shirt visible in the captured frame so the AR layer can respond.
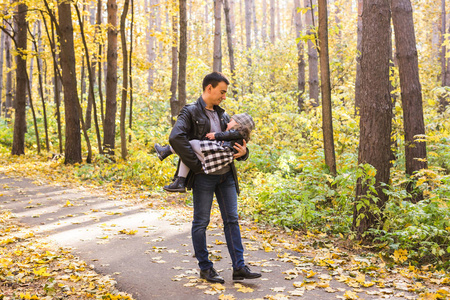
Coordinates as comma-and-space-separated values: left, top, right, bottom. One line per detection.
199, 141, 234, 174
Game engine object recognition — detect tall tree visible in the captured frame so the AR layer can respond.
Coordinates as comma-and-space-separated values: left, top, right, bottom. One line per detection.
120, 0, 130, 159
270, 0, 275, 43
440, 0, 449, 111
97, 0, 105, 126
75, 4, 103, 155
353, 0, 392, 239
391, 0, 427, 201
294, 0, 305, 110
252, 0, 258, 46
85, 7, 97, 130
304, 0, 319, 106
57, 1, 83, 163
12, 2, 28, 156
318, 0, 336, 176
0, 30, 4, 116
354, 0, 363, 112
245, 0, 252, 49
224, 0, 236, 85
178, 0, 187, 110
169, 1, 179, 125
213, 0, 223, 72
4, 25, 13, 120
147, 0, 156, 91
261, 0, 267, 43
104, 0, 118, 156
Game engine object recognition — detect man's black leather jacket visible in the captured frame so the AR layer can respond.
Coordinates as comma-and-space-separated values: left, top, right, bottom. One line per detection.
169, 96, 249, 194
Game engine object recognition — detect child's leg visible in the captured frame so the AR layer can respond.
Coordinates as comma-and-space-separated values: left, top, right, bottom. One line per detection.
189, 140, 205, 163
177, 140, 204, 178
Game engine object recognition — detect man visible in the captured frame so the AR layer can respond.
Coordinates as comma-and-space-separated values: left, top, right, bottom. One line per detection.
169, 72, 261, 284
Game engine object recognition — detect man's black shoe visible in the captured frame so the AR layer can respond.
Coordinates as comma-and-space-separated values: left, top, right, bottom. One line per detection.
232, 265, 262, 280
163, 176, 186, 193
200, 267, 225, 284
154, 143, 173, 161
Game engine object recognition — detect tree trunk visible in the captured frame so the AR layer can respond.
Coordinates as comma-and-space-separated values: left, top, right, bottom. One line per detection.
354, 0, 363, 113
75, 4, 103, 156
252, 0, 258, 46
304, 0, 319, 106
440, 0, 450, 111
42, 12, 63, 153
0, 29, 4, 116
213, 0, 223, 72
97, 0, 105, 127
4, 25, 13, 120
294, 0, 305, 110
58, 1, 82, 163
120, 0, 130, 160
178, 0, 187, 111
318, 0, 336, 177
147, 0, 156, 92
128, 0, 134, 143
27, 22, 37, 107
245, 0, 252, 49
170, 2, 179, 125
353, 0, 392, 239
104, 0, 118, 156
12, 3, 28, 156
85, 7, 97, 130
391, 0, 427, 202
224, 0, 236, 89
262, 0, 267, 43
32, 21, 50, 152
270, 0, 275, 43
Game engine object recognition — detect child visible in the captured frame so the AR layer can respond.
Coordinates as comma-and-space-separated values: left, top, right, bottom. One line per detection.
155, 113, 255, 192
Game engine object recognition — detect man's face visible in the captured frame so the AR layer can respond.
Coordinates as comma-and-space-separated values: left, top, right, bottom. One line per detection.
207, 81, 228, 106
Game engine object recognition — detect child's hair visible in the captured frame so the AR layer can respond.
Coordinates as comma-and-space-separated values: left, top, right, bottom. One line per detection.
231, 113, 255, 143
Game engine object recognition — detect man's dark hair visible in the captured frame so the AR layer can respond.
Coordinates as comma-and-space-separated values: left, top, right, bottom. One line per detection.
202, 72, 230, 91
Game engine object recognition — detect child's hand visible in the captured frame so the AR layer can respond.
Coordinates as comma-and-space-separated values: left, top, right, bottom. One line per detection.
206, 133, 216, 140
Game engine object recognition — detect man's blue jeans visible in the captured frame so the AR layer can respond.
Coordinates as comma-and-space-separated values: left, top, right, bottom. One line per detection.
192, 171, 245, 271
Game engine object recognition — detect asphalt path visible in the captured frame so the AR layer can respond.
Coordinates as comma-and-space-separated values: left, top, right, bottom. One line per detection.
0, 174, 417, 300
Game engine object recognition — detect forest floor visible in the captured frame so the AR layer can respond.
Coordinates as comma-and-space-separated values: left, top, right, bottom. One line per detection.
0, 163, 449, 299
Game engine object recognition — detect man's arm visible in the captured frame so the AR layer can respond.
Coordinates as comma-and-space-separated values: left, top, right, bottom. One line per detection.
169, 107, 203, 174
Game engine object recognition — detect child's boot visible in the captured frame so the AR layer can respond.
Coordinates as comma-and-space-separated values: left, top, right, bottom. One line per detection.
163, 176, 186, 193
155, 143, 173, 161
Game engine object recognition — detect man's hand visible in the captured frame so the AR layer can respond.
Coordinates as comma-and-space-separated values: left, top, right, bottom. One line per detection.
206, 132, 216, 140
233, 140, 247, 159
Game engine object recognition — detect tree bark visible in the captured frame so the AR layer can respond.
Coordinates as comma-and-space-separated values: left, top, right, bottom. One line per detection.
353, 0, 392, 239
75, 4, 103, 156
0, 29, 4, 116
120, 0, 130, 160
104, 0, 118, 156
12, 3, 28, 156
178, 0, 187, 111
391, 0, 427, 202
96, 0, 105, 127
170, 2, 179, 125
252, 0, 258, 46
32, 20, 50, 152
270, 0, 275, 43
42, 12, 63, 153
147, 0, 156, 92
213, 0, 223, 72
58, 1, 82, 163
245, 0, 252, 49
354, 0, 363, 113
304, 0, 319, 106
294, 0, 305, 110
440, 0, 450, 111
261, 0, 267, 43
4, 24, 13, 120
318, 0, 336, 177
224, 0, 236, 88
128, 0, 134, 143
85, 6, 97, 130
